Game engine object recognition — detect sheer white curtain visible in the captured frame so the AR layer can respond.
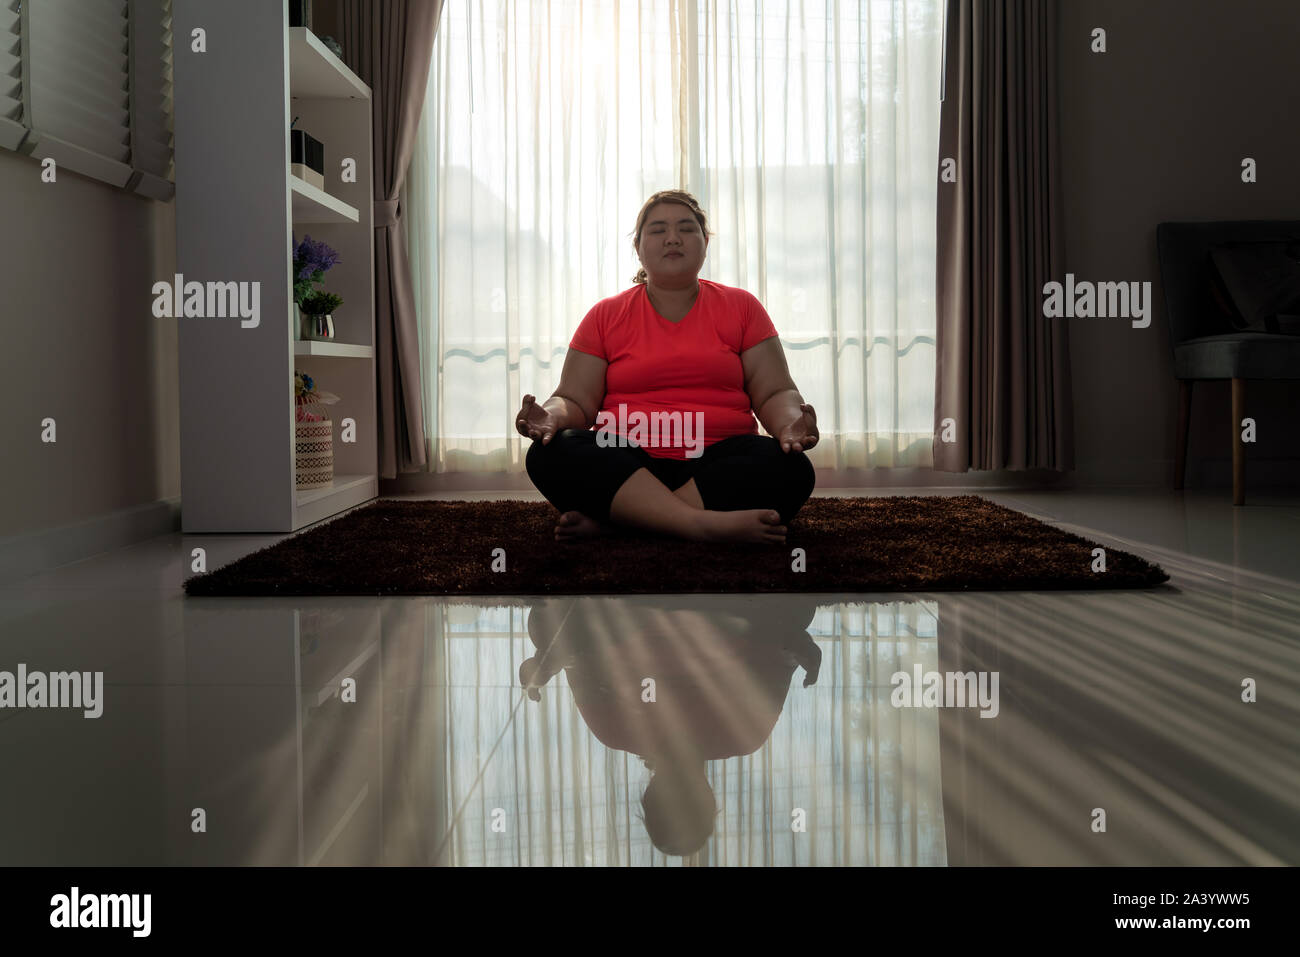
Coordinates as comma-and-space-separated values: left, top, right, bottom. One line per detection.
405, 0, 942, 474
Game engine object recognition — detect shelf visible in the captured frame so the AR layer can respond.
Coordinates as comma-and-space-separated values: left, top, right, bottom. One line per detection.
294, 340, 374, 359
296, 473, 376, 507
291, 174, 359, 223
289, 27, 370, 100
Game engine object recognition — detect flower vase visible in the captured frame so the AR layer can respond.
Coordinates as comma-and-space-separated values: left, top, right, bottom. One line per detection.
302, 313, 336, 341
292, 302, 302, 340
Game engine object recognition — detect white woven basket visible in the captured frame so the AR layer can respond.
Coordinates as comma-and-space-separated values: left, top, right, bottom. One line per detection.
294, 418, 334, 490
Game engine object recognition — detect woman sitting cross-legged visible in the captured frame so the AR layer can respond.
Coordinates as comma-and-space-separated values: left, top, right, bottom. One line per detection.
518, 189, 818, 545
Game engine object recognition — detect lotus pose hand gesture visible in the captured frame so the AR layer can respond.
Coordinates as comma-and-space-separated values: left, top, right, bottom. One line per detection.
515, 394, 561, 445
777, 403, 818, 454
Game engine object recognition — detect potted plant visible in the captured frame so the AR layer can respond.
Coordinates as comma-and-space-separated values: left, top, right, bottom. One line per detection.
294, 371, 341, 491
292, 234, 340, 340
300, 290, 343, 341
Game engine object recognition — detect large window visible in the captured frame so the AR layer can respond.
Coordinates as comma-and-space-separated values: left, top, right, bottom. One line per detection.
405, 0, 942, 473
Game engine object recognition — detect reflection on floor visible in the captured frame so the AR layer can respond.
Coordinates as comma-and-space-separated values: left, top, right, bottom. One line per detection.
0, 489, 1297, 865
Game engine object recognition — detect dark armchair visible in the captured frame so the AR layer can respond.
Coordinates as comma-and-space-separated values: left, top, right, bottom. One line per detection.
1156, 221, 1300, 505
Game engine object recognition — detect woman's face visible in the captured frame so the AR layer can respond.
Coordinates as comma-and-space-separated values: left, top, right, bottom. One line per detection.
636, 202, 708, 285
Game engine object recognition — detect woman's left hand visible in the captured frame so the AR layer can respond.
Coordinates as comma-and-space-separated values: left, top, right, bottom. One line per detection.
778, 403, 818, 453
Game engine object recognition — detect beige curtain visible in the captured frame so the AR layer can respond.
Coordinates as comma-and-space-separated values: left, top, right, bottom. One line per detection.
336, 0, 444, 478
933, 0, 1073, 471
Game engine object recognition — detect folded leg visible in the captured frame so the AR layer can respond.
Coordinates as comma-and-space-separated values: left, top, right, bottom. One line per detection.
689, 434, 816, 525
524, 428, 650, 523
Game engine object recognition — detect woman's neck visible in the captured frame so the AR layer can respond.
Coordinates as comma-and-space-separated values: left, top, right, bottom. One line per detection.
647, 279, 700, 312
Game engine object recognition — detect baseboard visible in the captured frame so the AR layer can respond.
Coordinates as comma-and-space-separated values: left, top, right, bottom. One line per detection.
0, 497, 182, 587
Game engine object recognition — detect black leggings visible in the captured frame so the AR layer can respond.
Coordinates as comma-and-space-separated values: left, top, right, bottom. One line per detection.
525, 428, 817, 526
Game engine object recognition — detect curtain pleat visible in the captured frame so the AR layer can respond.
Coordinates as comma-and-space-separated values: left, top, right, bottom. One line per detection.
933, 0, 1072, 471
337, 0, 444, 479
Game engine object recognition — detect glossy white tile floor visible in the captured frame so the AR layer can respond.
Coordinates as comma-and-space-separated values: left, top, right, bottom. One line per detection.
0, 488, 1297, 865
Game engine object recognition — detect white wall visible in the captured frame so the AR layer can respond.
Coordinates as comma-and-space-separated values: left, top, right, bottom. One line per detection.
0, 148, 179, 539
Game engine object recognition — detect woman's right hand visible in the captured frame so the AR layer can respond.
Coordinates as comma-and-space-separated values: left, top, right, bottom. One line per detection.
515, 394, 560, 444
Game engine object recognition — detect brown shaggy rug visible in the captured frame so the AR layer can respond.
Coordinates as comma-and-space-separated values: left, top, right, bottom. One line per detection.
182, 496, 1169, 597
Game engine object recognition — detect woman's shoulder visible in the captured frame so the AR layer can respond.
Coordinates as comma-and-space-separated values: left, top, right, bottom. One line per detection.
581, 284, 644, 325
588, 283, 644, 315
700, 279, 766, 311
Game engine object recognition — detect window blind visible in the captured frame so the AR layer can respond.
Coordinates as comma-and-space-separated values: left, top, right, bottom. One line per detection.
0, 0, 23, 150
128, 0, 174, 199
4, 0, 174, 198
26, 0, 134, 186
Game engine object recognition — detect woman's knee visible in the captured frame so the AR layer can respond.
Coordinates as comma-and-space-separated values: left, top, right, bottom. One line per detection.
787, 448, 816, 497
526, 428, 588, 472
695, 443, 814, 515
776, 451, 815, 519
746, 438, 815, 496
524, 433, 548, 477
541, 428, 591, 448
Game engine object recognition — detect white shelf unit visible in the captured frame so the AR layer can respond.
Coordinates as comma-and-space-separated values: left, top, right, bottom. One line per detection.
295, 473, 375, 507
289, 25, 370, 99
294, 340, 374, 359
291, 173, 360, 223
175, 2, 378, 532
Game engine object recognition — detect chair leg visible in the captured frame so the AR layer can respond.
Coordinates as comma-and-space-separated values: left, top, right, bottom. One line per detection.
1174, 380, 1192, 489
1231, 377, 1246, 506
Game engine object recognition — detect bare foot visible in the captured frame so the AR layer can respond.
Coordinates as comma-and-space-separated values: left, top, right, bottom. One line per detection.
693, 508, 787, 544
555, 510, 608, 543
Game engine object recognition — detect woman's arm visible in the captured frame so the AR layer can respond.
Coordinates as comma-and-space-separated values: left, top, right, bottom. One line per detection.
741, 337, 813, 446
546, 348, 608, 430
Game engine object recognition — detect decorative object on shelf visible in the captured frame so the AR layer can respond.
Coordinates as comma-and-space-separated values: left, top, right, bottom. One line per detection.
300, 290, 343, 341
294, 371, 340, 420
290, 117, 325, 189
289, 0, 312, 31
294, 371, 340, 491
320, 35, 344, 59
292, 234, 340, 341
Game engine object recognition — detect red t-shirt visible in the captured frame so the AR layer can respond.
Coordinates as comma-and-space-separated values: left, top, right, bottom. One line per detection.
567, 279, 780, 459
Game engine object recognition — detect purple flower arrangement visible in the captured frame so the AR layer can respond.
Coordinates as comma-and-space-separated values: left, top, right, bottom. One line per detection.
292, 234, 341, 306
